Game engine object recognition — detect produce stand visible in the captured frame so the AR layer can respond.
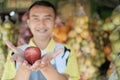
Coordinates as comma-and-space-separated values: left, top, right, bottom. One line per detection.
0, 0, 120, 79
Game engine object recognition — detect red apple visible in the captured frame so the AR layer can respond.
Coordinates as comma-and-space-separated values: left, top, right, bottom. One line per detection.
24, 46, 41, 65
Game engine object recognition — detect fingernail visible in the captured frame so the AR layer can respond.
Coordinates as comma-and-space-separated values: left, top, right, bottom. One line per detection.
41, 61, 45, 64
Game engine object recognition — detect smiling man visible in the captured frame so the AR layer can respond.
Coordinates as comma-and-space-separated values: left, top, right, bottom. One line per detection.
1, 1, 80, 80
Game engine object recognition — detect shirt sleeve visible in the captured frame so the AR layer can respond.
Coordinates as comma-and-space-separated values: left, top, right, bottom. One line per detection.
1, 50, 16, 80
64, 46, 80, 80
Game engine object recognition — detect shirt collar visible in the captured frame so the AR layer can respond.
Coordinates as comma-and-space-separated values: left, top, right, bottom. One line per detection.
28, 38, 56, 52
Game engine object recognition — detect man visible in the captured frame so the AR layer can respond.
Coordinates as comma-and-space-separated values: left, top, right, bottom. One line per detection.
2, 1, 79, 80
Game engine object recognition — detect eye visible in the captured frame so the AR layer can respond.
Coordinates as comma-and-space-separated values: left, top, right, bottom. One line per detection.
45, 17, 51, 21
33, 17, 39, 20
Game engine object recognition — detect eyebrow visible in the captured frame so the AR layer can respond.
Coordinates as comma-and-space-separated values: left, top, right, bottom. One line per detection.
31, 14, 53, 18
45, 15, 52, 17
31, 15, 38, 17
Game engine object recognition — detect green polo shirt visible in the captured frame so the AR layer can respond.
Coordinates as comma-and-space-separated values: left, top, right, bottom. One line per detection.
1, 39, 80, 80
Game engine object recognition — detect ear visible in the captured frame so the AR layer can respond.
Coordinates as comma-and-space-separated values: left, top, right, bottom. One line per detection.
27, 19, 30, 28
54, 16, 58, 28
54, 22, 57, 28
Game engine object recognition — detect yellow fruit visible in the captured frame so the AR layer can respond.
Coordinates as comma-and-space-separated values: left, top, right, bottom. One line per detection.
4, 23, 12, 29
84, 46, 91, 53
74, 26, 82, 33
76, 17, 85, 25
68, 30, 77, 38
76, 35, 82, 43
111, 14, 120, 26
83, 23, 88, 30
80, 30, 89, 39
84, 16, 89, 23
89, 42, 95, 48
90, 48, 97, 57
85, 58, 92, 66
73, 43, 80, 50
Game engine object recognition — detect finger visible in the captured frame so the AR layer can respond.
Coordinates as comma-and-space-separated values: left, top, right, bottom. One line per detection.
10, 54, 18, 62
16, 57, 24, 65
23, 60, 31, 70
40, 48, 63, 65
31, 60, 41, 69
10, 55, 23, 65
23, 60, 28, 66
5, 40, 18, 53
51, 48, 63, 59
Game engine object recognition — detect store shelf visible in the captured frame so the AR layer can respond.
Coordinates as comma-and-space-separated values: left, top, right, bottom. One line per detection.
0, 9, 27, 14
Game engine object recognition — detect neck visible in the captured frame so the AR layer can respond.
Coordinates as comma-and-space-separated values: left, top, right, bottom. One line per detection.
33, 37, 51, 50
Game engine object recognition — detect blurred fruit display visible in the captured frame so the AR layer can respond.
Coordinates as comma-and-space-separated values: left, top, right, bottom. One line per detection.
52, 15, 73, 43
0, 14, 20, 79
1, 15, 19, 56
0, 15, 19, 79
95, 5, 120, 80
0, 16, 6, 80
17, 12, 33, 46
108, 27, 120, 80
6, 0, 32, 9
0, 0, 119, 79
67, 5, 105, 79
57, 0, 75, 22
54, 1, 107, 79
52, 0, 76, 44
89, 12, 113, 80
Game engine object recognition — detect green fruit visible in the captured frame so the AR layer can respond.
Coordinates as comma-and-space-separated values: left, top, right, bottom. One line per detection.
110, 53, 117, 61
102, 22, 116, 31
97, 20, 103, 25
115, 57, 120, 67
109, 31, 119, 42
112, 40, 120, 53
81, 40, 88, 46
111, 14, 120, 26
4, 23, 12, 29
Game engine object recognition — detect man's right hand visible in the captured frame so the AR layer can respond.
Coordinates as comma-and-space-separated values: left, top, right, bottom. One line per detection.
5, 40, 31, 70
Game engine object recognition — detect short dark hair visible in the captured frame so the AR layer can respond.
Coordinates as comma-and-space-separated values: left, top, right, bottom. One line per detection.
28, 0, 57, 16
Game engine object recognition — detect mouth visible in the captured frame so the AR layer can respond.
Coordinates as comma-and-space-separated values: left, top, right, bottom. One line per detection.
36, 29, 48, 33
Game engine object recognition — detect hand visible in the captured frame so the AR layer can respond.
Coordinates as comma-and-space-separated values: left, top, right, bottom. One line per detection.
5, 40, 31, 70
31, 48, 63, 71
80, 72, 87, 80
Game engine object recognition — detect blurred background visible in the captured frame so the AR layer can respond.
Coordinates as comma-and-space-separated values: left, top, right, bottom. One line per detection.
0, 0, 120, 80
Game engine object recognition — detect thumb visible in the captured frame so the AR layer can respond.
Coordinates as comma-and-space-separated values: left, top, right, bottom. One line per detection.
51, 48, 63, 59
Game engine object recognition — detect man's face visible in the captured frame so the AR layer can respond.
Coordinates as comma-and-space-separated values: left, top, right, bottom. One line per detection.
27, 5, 56, 40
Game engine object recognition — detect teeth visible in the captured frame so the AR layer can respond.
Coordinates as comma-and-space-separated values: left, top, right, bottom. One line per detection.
37, 29, 47, 33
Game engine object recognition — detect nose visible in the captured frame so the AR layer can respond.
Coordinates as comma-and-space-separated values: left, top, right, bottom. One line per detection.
35, 20, 47, 31
36, 19, 45, 28
39, 19, 45, 26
